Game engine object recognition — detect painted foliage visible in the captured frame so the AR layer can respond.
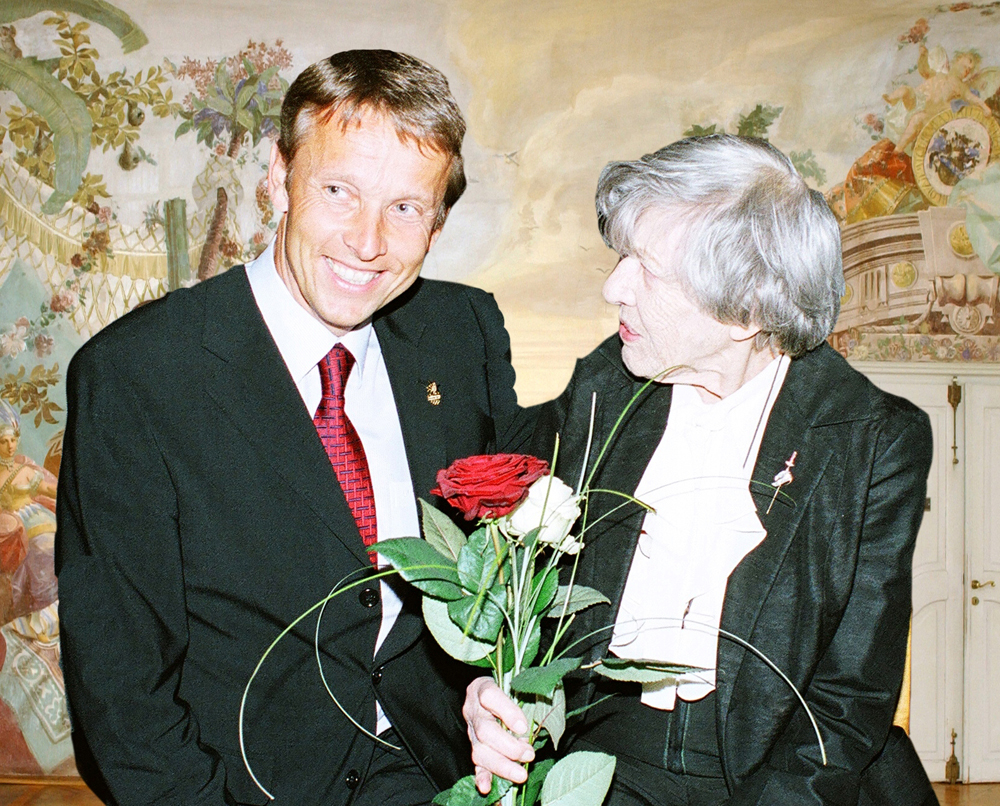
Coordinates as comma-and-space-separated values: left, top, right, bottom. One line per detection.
0, 1, 293, 778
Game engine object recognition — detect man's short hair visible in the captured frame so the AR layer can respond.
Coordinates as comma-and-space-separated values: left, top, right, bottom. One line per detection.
278, 49, 467, 229
596, 134, 844, 358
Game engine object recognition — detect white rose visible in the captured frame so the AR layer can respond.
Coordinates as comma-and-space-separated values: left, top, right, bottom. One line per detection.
555, 533, 582, 555
503, 475, 582, 553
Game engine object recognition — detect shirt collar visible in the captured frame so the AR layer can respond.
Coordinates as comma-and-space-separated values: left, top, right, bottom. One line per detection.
245, 238, 374, 384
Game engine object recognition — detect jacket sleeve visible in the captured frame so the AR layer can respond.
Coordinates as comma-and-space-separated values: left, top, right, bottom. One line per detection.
727, 406, 933, 805
464, 286, 535, 454
55, 346, 233, 806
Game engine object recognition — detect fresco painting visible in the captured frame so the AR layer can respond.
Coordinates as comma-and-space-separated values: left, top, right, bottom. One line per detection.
825, 12, 1000, 361
0, 0, 998, 781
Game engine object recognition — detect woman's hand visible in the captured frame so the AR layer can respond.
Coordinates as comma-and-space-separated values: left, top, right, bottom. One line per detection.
463, 677, 535, 794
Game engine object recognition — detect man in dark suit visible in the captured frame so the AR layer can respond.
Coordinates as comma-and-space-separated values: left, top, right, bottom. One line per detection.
464, 135, 937, 805
55, 50, 530, 806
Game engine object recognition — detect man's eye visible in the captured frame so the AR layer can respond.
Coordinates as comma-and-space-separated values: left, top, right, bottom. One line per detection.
327, 185, 344, 196
396, 202, 416, 215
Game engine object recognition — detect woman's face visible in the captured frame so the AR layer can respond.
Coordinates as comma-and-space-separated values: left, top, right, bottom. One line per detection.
602, 207, 736, 389
0, 431, 17, 460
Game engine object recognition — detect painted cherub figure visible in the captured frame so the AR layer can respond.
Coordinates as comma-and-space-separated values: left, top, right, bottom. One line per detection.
883, 45, 992, 154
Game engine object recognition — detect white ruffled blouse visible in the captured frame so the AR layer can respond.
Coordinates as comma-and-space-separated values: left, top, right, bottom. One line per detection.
609, 354, 790, 710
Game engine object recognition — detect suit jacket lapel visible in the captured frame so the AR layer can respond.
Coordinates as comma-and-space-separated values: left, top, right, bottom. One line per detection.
372, 309, 451, 662
716, 351, 840, 729
200, 268, 372, 566
375, 314, 448, 508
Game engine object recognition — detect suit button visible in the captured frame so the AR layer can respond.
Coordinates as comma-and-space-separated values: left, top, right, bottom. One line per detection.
345, 769, 361, 789
371, 666, 383, 686
359, 587, 379, 608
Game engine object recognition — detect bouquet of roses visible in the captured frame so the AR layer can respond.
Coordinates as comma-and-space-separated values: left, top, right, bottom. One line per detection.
240, 389, 826, 805
375, 448, 629, 806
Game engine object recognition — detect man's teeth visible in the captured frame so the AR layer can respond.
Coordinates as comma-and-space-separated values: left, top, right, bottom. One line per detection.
329, 260, 375, 286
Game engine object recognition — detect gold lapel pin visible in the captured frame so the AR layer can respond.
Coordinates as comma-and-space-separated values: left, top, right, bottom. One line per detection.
766, 451, 797, 514
426, 381, 442, 406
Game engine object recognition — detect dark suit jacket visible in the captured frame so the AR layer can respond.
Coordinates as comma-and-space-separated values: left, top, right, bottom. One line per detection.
533, 337, 934, 806
55, 267, 531, 805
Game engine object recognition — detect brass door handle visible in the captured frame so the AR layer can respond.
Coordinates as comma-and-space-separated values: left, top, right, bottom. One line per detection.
971, 579, 995, 589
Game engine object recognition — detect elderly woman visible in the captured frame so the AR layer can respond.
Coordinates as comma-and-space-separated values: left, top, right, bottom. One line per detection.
464, 135, 935, 805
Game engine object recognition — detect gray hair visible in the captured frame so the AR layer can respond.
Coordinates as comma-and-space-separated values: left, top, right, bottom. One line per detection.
278, 49, 466, 230
596, 134, 844, 357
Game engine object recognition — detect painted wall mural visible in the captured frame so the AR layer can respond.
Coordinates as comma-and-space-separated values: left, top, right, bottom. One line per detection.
0, 2, 293, 778
828, 14, 1000, 361
0, 0, 998, 781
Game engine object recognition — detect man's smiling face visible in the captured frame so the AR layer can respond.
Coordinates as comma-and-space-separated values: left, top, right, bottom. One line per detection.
267, 109, 452, 335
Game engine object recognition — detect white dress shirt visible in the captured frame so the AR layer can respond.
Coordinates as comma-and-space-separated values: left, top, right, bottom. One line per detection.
610, 354, 790, 710
246, 240, 417, 734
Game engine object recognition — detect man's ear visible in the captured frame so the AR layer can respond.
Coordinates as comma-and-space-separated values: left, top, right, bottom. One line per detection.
267, 141, 290, 216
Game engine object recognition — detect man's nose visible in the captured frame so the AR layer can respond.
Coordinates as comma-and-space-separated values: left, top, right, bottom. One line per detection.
343, 206, 388, 262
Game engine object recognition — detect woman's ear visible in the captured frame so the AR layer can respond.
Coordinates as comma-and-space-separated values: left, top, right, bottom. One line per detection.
729, 322, 762, 343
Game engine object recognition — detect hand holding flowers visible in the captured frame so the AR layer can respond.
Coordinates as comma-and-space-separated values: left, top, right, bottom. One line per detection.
239, 386, 824, 805
376, 451, 621, 806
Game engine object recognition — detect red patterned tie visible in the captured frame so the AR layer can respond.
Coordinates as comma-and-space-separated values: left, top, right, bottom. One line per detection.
314, 344, 378, 564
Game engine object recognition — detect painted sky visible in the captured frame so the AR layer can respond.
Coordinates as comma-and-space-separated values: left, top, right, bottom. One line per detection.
7, 0, 1000, 400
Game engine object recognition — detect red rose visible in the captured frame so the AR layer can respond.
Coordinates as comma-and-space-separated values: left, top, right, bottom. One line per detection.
431, 454, 550, 521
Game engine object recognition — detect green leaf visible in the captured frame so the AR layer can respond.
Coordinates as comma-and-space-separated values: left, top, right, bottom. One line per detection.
520, 618, 542, 668
520, 525, 541, 551
432, 773, 511, 806
682, 122, 719, 137
215, 60, 234, 99
371, 537, 463, 600
736, 103, 783, 139
540, 751, 616, 806
531, 566, 559, 616
236, 107, 254, 133
205, 91, 234, 117
790, 149, 827, 185
522, 758, 555, 806
544, 585, 610, 619
447, 586, 505, 643
0, 52, 91, 214
457, 529, 502, 593
511, 658, 581, 698
420, 499, 467, 562
235, 80, 256, 111
422, 595, 493, 662
522, 685, 567, 750
592, 657, 706, 684
493, 615, 541, 671
259, 65, 280, 86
